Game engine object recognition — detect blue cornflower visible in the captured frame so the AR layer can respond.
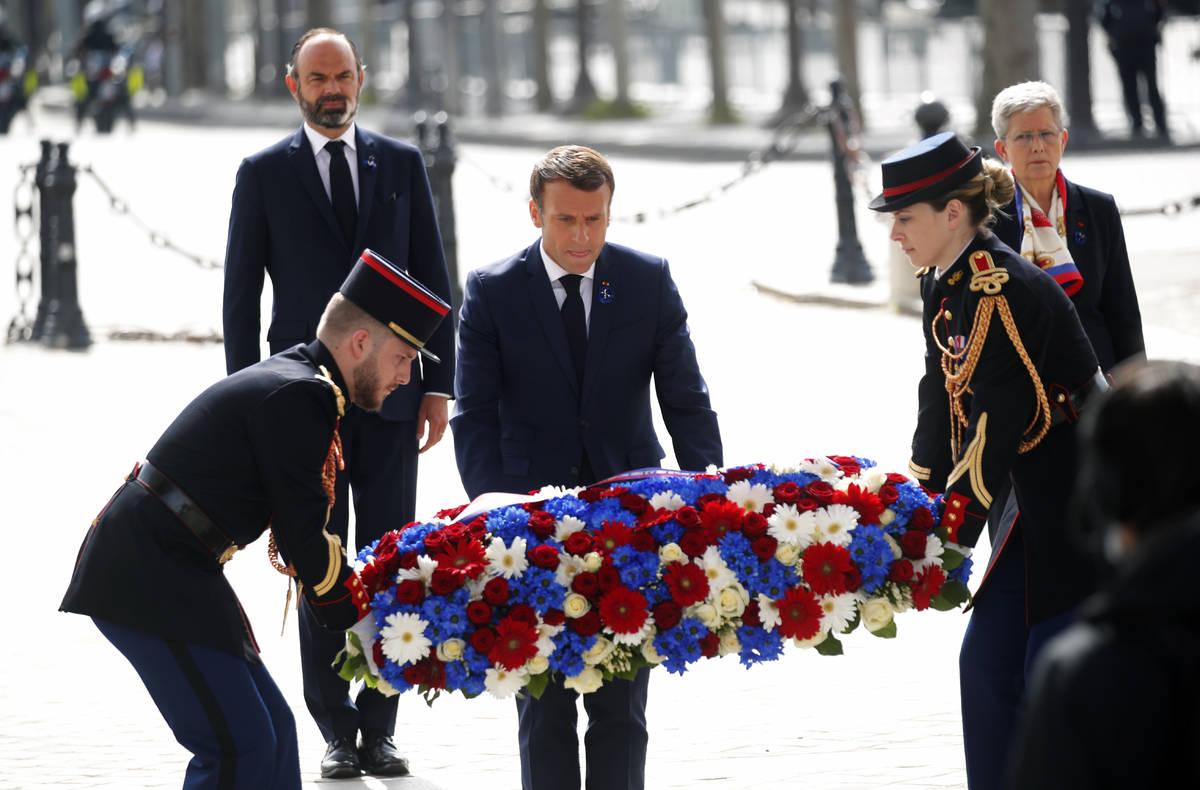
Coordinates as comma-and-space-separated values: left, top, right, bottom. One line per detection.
613, 545, 659, 589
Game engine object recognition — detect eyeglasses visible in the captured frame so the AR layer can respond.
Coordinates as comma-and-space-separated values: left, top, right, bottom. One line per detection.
1006, 130, 1061, 148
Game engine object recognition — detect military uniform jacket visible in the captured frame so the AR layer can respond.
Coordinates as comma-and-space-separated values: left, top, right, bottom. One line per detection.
910, 233, 1101, 621
61, 341, 367, 662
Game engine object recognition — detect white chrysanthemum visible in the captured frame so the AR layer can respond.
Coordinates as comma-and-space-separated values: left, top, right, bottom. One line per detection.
818, 593, 858, 635
717, 627, 741, 656
525, 654, 550, 675
563, 667, 604, 695
436, 638, 466, 662
485, 536, 529, 579
756, 593, 781, 632
767, 504, 817, 547
379, 612, 432, 666
812, 504, 858, 547
484, 665, 528, 698
861, 597, 895, 633
535, 622, 563, 656
582, 636, 616, 666
649, 490, 686, 510
554, 552, 587, 588
704, 464, 720, 475
913, 533, 945, 574
658, 542, 686, 565
698, 546, 736, 590
726, 480, 772, 513
553, 515, 587, 542
396, 554, 438, 585
533, 484, 575, 499
609, 617, 656, 646
798, 456, 842, 481
562, 592, 592, 619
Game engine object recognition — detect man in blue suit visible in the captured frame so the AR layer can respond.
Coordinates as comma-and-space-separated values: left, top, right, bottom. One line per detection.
451, 145, 723, 790
222, 27, 454, 780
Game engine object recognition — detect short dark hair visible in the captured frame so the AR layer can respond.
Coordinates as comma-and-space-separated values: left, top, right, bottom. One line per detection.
529, 145, 615, 208
287, 28, 363, 78
1079, 359, 1200, 530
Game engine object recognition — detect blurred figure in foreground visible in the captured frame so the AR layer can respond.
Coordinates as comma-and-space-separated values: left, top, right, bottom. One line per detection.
1007, 359, 1200, 788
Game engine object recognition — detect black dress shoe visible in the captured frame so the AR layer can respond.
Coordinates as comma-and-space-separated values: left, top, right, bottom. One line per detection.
320, 736, 361, 779
358, 732, 410, 777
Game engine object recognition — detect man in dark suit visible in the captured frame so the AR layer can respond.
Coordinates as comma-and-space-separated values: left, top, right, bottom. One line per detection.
450, 145, 722, 790
61, 254, 450, 787
222, 27, 454, 779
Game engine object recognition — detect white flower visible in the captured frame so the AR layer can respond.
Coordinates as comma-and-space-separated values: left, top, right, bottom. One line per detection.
792, 628, 829, 649
562, 592, 592, 619
583, 551, 603, 572
879, 508, 896, 526
767, 504, 817, 547
658, 542, 686, 565
533, 484, 575, 499
609, 617, 656, 646
697, 546, 736, 590
861, 597, 895, 633
396, 554, 438, 585
379, 612, 432, 665
883, 532, 902, 560
563, 667, 604, 695
798, 457, 842, 481
535, 622, 563, 656
554, 515, 586, 542
774, 542, 801, 567
726, 480, 772, 513
582, 636, 616, 666
812, 504, 858, 547
484, 665, 528, 698
864, 470, 888, 493
818, 593, 858, 635
717, 627, 741, 656
436, 638, 465, 662
525, 654, 550, 675
756, 594, 781, 631
376, 678, 399, 697
554, 553, 587, 588
649, 490, 686, 510
485, 536, 529, 579
641, 640, 665, 665
913, 534, 945, 574
690, 602, 721, 629
714, 584, 749, 618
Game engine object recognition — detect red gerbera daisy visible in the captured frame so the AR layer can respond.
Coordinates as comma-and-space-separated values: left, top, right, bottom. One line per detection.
911, 565, 947, 611
598, 586, 650, 634
594, 520, 634, 554
834, 483, 885, 526
488, 616, 540, 670
801, 542, 855, 596
775, 586, 823, 641
699, 499, 745, 542
432, 536, 488, 579
664, 561, 710, 607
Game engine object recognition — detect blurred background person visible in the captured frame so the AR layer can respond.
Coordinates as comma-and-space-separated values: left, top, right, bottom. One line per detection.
1099, 0, 1170, 141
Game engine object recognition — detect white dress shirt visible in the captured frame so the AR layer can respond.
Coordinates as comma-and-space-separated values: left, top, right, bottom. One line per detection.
540, 243, 595, 332
302, 122, 359, 207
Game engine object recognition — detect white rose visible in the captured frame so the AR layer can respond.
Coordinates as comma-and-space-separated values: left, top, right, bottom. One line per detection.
582, 636, 615, 666
525, 654, 550, 675
658, 542, 685, 564
691, 602, 720, 629
718, 627, 740, 656
563, 666, 604, 695
640, 640, 664, 665
883, 532, 902, 560
879, 508, 896, 526
563, 592, 592, 619
715, 585, 749, 618
862, 598, 895, 633
584, 552, 603, 572
792, 629, 829, 649
774, 542, 801, 567
376, 678, 399, 697
865, 470, 887, 493
436, 638, 465, 662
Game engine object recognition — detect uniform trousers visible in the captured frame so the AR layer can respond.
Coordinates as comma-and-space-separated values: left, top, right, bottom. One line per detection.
517, 667, 650, 790
1113, 43, 1168, 135
958, 529, 1076, 790
95, 618, 300, 790
299, 407, 418, 743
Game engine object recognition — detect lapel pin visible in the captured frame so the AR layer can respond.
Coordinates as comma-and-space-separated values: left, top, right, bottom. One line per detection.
598, 281, 614, 304
363, 154, 377, 171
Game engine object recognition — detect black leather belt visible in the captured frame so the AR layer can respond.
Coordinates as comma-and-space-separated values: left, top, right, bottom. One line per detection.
129, 460, 239, 563
1050, 368, 1109, 428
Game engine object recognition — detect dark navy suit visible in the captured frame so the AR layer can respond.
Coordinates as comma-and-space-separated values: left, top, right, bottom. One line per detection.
451, 240, 722, 790
222, 124, 454, 744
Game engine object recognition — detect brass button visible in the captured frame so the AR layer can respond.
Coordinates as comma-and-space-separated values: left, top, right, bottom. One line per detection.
943, 310, 953, 320
1056, 393, 1066, 403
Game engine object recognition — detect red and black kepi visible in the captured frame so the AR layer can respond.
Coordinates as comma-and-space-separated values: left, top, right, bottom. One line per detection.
869, 131, 983, 212
340, 249, 450, 363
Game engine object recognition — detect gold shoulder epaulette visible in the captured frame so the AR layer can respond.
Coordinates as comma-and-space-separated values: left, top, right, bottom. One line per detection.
968, 250, 1009, 295
315, 365, 346, 418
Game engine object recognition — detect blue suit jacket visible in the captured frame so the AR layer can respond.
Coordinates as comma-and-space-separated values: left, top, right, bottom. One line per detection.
222, 125, 455, 421
451, 240, 722, 499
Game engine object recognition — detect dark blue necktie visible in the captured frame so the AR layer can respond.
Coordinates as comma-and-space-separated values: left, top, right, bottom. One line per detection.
325, 139, 357, 247
559, 274, 587, 386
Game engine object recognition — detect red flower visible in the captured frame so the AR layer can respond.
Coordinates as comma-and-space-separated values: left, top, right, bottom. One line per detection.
563, 531, 593, 556
801, 543, 855, 596
529, 544, 560, 570
394, 579, 425, 605
399, 550, 419, 570
404, 656, 447, 689
652, 600, 683, 631
795, 497, 819, 513
638, 507, 675, 528
571, 572, 599, 596
742, 600, 762, 627
431, 567, 465, 595
595, 520, 633, 554
373, 532, 401, 570
470, 627, 497, 654
834, 484, 885, 526
742, 511, 769, 540
466, 600, 493, 625
900, 530, 927, 559
751, 535, 778, 561
578, 488, 603, 504
434, 503, 469, 521
508, 603, 538, 625
423, 530, 448, 553
911, 507, 935, 531
489, 617, 540, 670
619, 493, 649, 515
543, 609, 566, 627
598, 586, 650, 634
806, 481, 835, 504
887, 559, 914, 583
775, 586, 823, 641
675, 506, 702, 529
829, 456, 861, 476
631, 529, 657, 552
527, 510, 556, 539
569, 609, 602, 636
722, 467, 755, 485
699, 632, 720, 658
432, 537, 488, 579
886, 472, 909, 485
483, 576, 510, 605
878, 485, 899, 505
911, 566, 947, 611
597, 565, 622, 593
359, 562, 388, 594
773, 481, 802, 505
373, 640, 386, 669
664, 562, 710, 607
679, 529, 710, 558
845, 567, 862, 593
700, 499, 745, 542
697, 493, 725, 509
466, 517, 488, 540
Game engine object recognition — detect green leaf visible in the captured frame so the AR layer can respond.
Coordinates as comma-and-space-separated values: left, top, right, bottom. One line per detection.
868, 620, 898, 639
940, 548, 966, 571
420, 686, 442, 707
931, 580, 972, 610
841, 610, 862, 634
815, 634, 844, 655
525, 671, 550, 700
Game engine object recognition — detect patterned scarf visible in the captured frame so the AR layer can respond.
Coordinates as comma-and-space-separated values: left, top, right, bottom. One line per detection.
1015, 170, 1083, 296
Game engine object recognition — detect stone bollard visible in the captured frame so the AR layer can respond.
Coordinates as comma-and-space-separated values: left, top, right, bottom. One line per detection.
415, 111, 463, 322
31, 140, 92, 349
827, 78, 874, 285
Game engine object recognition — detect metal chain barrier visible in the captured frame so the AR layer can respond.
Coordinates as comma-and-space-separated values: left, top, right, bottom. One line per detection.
1119, 193, 1200, 217
7, 163, 38, 343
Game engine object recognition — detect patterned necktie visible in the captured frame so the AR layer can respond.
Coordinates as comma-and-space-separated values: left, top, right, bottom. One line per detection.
325, 139, 357, 247
559, 274, 587, 386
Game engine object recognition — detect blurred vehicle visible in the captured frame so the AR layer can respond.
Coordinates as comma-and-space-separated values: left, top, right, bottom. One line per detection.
67, 44, 142, 133
0, 45, 36, 134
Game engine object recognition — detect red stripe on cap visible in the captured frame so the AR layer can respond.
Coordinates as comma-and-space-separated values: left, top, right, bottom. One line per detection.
882, 152, 977, 198
361, 250, 450, 316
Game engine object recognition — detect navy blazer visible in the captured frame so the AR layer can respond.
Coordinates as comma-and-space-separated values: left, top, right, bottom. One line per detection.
993, 177, 1144, 372
451, 240, 722, 499
222, 125, 455, 421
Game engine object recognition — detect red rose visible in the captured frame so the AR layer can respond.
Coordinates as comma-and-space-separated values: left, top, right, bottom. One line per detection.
887, 559, 914, 583
466, 600, 493, 625
399, 550, 419, 570
699, 632, 720, 658
359, 562, 386, 594
597, 565, 622, 593
742, 511, 769, 539
483, 576, 510, 605
679, 530, 710, 558
773, 481, 802, 505
845, 567, 862, 592
431, 567, 465, 595
470, 627, 497, 654
751, 535, 778, 561
652, 600, 683, 631
742, 600, 762, 627
508, 603, 538, 625
722, 467, 755, 485
423, 530, 448, 552
394, 579, 425, 605
675, 507, 701, 529
806, 481, 835, 504
697, 493, 725, 509
829, 456, 861, 476
578, 488, 603, 504
762, 502, 777, 518
900, 530, 927, 559
886, 472, 908, 485
543, 608, 566, 627
571, 572, 599, 596
569, 609, 602, 636
619, 493, 649, 515
601, 486, 629, 499
796, 498, 819, 513
527, 511, 556, 539
467, 518, 488, 540
911, 507, 935, 531
443, 523, 468, 542
529, 544, 560, 570
403, 661, 430, 686
373, 640, 386, 669
878, 485, 899, 505
631, 530, 657, 553
564, 531, 592, 556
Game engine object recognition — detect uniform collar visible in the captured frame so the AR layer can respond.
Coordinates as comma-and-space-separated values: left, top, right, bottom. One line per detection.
303, 340, 350, 396
934, 233, 989, 296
